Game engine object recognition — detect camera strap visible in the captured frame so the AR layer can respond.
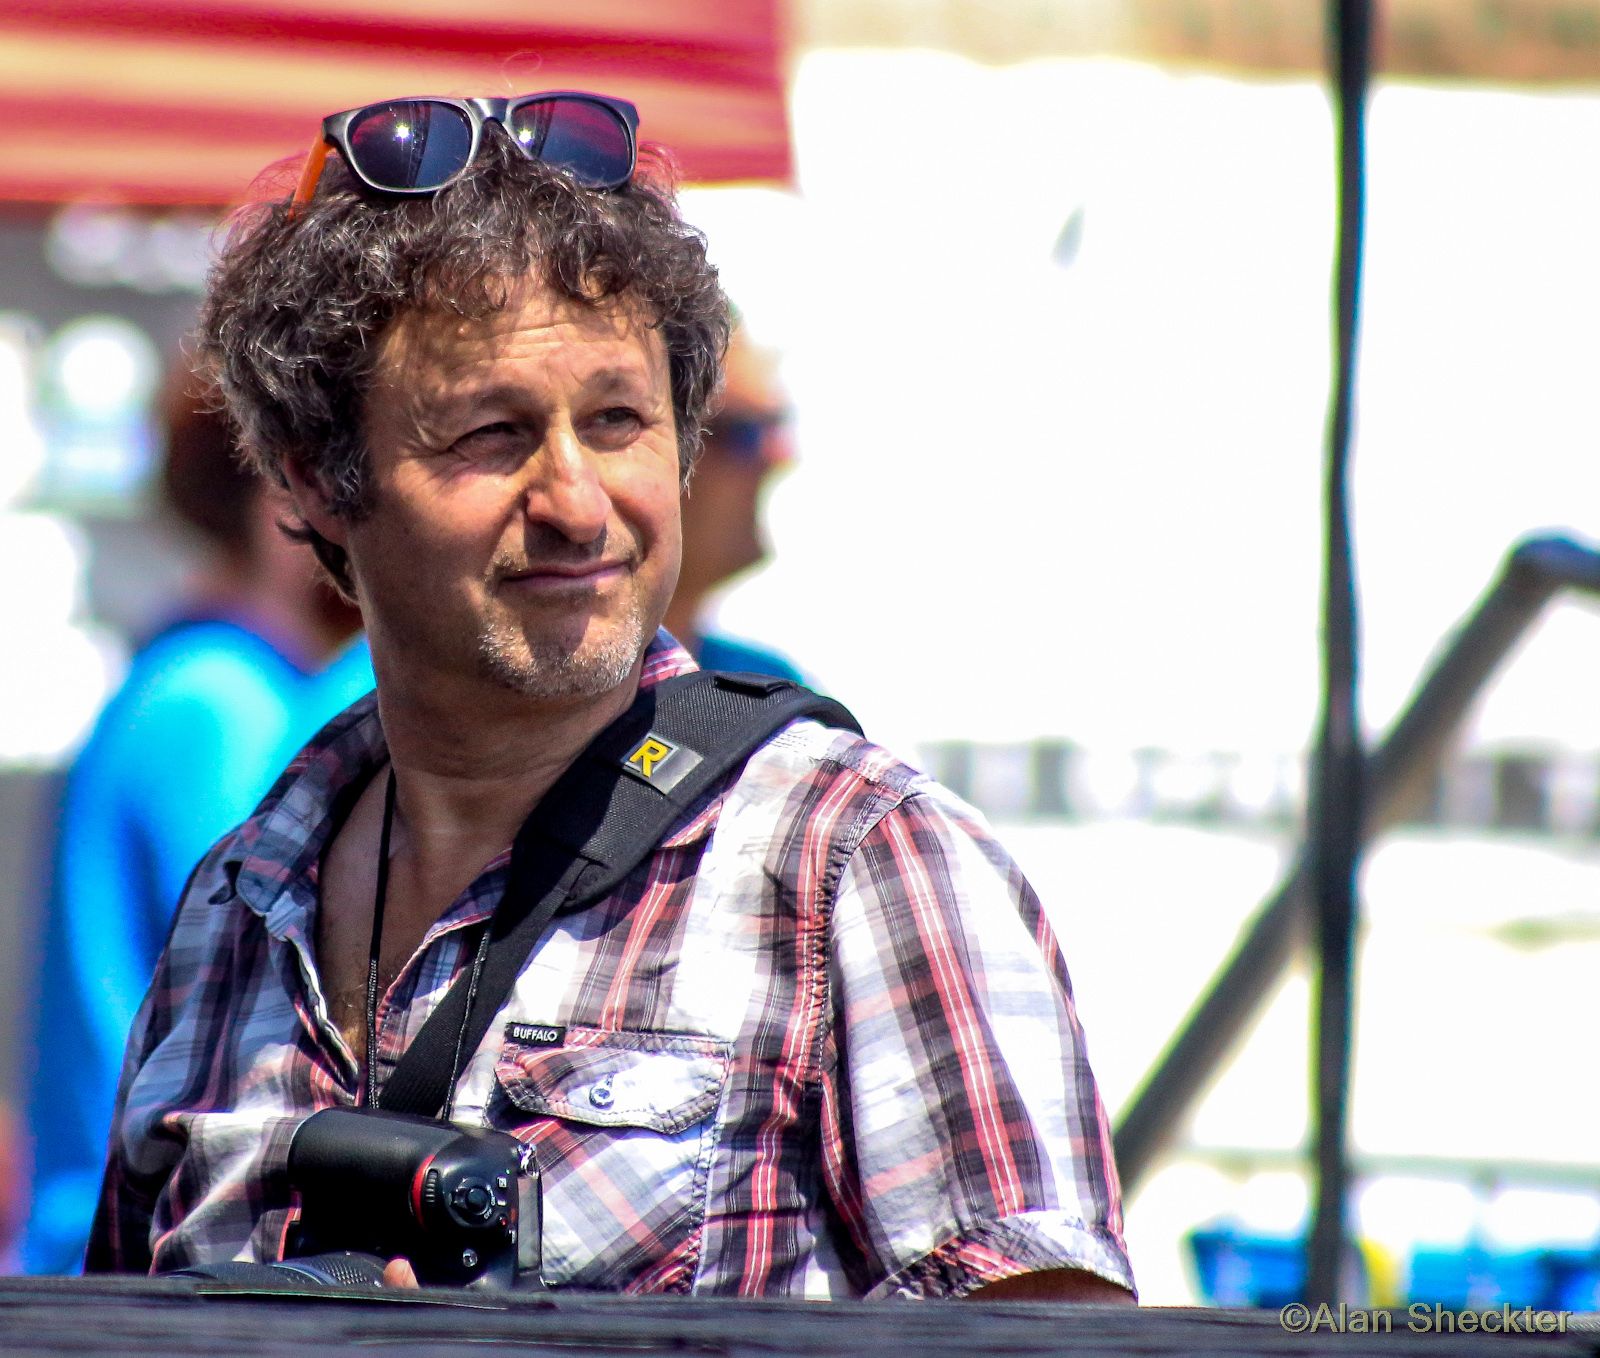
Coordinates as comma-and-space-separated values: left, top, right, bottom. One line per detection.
376, 669, 862, 1120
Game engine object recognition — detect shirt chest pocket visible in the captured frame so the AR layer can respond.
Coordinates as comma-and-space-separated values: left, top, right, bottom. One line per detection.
492, 1028, 732, 1291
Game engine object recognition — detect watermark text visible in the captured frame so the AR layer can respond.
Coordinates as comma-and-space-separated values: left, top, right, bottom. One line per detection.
1278, 1302, 1571, 1335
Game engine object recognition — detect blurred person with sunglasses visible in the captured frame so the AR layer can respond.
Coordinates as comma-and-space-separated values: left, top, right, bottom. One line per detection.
84, 94, 1133, 1305
19, 378, 373, 1274
661, 323, 803, 683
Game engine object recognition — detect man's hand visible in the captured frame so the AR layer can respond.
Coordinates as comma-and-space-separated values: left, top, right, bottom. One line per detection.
965, 1268, 1135, 1303
382, 1257, 421, 1288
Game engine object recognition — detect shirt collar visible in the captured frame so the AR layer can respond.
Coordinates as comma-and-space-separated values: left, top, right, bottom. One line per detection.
640, 627, 698, 686
220, 629, 704, 928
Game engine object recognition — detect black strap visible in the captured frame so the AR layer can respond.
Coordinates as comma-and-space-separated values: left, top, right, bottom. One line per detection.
377, 670, 862, 1118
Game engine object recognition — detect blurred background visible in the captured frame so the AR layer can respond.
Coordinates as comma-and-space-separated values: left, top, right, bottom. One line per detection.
3, 0, 1600, 1308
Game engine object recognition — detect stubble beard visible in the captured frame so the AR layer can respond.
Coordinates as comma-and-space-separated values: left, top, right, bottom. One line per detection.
474, 602, 647, 700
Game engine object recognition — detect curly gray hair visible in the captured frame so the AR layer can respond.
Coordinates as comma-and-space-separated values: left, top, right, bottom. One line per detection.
195, 132, 729, 597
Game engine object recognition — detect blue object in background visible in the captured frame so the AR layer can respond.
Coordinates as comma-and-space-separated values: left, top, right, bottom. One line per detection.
1541, 1249, 1600, 1311
1406, 1244, 1545, 1310
1189, 1225, 1310, 1307
694, 631, 805, 684
1191, 1223, 1600, 1312
20, 621, 373, 1274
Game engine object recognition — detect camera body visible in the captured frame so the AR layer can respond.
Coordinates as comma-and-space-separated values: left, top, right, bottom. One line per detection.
286, 1106, 542, 1290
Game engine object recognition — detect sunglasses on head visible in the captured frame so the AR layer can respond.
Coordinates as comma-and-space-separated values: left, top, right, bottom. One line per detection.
292, 92, 640, 209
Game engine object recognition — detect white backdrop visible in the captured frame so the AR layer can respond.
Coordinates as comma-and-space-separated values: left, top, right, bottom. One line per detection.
686, 54, 1600, 759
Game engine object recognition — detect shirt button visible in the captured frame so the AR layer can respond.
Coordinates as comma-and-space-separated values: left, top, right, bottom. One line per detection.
589, 1075, 615, 1110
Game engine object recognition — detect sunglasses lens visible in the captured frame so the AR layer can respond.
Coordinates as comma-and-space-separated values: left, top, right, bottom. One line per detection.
346, 100, 473, 191
507, 98, 633, 187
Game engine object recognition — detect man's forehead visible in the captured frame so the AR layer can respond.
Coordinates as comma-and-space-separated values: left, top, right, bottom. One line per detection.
378, 279, 664, 379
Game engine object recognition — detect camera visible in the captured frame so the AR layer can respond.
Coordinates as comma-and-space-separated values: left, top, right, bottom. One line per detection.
173, 1107, 542, 1290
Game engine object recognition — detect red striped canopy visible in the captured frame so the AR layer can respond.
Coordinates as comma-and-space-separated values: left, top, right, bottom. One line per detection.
0, 0, 791, 204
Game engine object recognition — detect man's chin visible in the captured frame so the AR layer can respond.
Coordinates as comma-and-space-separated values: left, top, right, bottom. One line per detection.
475, 623, 645, 702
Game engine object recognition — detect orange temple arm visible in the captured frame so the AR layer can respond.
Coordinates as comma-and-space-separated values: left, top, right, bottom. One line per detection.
290, 136, 331, 213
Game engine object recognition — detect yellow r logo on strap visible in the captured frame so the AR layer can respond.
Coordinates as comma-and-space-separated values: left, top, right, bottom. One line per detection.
626, 737, 675, 779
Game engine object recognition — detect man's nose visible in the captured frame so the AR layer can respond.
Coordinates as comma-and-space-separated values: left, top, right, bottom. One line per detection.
523, 428, 610, 543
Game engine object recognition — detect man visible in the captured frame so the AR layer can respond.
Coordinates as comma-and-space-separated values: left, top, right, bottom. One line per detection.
24, 382, 371, 1274
87, 94, 1133, 1301
662, 323, 804, 681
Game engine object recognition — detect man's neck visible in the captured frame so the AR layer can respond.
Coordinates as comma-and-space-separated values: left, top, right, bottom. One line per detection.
373, 661, 644, 874
313, 664, 647, 1059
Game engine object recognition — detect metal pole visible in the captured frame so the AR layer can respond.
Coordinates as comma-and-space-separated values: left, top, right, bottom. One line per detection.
1305, 0, 1372, 1305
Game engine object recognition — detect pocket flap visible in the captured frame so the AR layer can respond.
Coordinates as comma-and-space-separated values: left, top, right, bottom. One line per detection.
494, 1028, 732, 1135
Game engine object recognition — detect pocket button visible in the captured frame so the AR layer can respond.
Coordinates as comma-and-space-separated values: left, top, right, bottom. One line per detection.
588, 1073, 616, 1110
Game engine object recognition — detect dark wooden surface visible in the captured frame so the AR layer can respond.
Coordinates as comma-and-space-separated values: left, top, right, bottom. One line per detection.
0, 1279, 1597, 1357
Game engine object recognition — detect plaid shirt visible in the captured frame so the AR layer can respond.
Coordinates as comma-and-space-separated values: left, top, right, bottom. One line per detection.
87, 634, 1132, 1298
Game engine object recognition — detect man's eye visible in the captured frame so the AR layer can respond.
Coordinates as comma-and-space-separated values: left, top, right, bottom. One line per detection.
453, 422, 519, 453
589, 407, 644, 444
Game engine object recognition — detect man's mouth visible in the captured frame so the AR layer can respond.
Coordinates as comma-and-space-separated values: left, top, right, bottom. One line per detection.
499, 560, 629, 590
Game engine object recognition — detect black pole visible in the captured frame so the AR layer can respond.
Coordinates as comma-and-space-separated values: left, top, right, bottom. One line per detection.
1306, 0, 1372, 1306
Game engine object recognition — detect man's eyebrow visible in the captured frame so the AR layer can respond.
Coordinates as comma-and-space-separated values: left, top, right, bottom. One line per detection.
583, 364, 660, 395
408, 382, 530, 419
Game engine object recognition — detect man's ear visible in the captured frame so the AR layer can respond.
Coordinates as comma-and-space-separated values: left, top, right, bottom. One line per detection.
281, 457, 349, 548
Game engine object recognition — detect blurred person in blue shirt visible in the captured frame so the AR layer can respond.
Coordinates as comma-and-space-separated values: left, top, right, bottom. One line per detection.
20, 376, 374, 1274
662, 324, 804, 682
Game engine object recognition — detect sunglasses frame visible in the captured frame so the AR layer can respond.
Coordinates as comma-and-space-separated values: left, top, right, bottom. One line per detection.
292, 92, 640, 209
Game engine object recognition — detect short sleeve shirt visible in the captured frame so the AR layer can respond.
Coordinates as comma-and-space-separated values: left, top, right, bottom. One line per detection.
87, 634, 1133, 1298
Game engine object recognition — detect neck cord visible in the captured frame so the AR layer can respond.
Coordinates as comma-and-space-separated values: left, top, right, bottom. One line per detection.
363, 765, 492, 1117
364, 768, 397, 1110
